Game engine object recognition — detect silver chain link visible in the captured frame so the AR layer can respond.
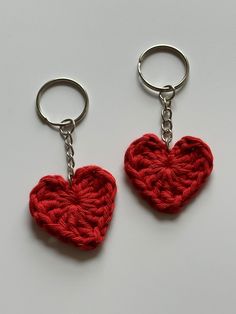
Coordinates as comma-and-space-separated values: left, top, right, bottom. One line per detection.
159, 85, 175, 149
161, 98, 173, 149
59, 119, 76, 185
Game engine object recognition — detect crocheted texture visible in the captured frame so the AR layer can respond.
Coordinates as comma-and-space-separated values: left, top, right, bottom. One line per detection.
125, 134, 213, 214
30, 166, 116, 250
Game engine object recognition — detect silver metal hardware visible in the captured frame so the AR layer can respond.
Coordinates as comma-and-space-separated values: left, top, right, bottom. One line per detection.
137, 44, 189, 148
36, 78, 89, 183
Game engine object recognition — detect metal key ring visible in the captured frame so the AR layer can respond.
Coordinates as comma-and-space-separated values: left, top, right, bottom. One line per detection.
137, 44, 189, 92
36, 78, 89, 127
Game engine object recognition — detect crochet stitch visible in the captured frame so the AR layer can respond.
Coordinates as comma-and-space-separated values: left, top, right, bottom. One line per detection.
124, 134, 213, 214
30, 165, 116, 250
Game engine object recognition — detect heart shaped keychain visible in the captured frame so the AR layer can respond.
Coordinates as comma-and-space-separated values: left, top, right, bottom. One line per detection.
125, 45, 213, 214
30, 78, 116, 250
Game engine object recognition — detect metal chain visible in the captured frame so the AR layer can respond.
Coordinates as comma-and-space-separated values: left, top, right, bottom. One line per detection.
161, 98, 173, 149
59, 119, 76, 185
159, 85, 175, 149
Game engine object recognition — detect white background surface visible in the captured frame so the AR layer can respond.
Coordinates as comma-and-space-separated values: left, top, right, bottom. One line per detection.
0, 1, 235, 313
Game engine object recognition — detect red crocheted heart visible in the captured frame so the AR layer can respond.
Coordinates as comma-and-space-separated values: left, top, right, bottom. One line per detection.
30, 166, 116, 250
125, 134, 213, 214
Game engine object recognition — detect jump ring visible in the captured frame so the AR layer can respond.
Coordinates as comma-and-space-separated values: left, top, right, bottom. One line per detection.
159, 85, 176, 103
59, 118, 76, 135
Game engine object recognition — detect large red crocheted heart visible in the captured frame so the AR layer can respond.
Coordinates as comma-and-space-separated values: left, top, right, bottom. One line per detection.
30, 166, 116, 250
125, 134, 213, 214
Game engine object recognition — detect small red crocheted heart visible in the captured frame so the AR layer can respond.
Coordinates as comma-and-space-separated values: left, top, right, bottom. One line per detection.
30, 166, 116, 250
125, 134, 213, 214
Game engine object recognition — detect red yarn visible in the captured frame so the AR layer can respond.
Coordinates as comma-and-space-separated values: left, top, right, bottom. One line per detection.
124, 134, 213, 214
30, 166, 117, 250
